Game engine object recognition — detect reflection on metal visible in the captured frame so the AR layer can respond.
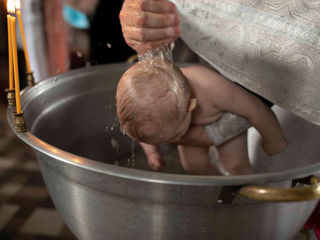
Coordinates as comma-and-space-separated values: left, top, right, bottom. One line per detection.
292, 175, 315, 187
14, 111, 27, 133
6, 64, 320, 240
239, 176, 320, 202
5, 88, 16, 106
126, 54, 138, 63
26, 72, 35, 87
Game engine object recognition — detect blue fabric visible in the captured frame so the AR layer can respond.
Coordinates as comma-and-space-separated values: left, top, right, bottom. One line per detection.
62, 5, 90, 29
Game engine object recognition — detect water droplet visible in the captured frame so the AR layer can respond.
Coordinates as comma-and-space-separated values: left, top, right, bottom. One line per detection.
111, 138, 119, 155
76, 51, 83, 58
120, 126, 126, 135
110, 123, 118, 131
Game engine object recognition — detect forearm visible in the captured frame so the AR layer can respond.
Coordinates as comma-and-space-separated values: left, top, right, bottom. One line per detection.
246, 99, 283, 143
226, 84, 284, 143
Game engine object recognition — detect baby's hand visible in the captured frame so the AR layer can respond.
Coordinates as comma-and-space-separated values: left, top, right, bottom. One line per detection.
261, 137, 288, 156
139, 142, 165, 171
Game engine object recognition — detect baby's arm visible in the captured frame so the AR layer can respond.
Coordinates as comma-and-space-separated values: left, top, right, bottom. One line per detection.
140, 126, 213, 171
184, 65, 287, 156
139, 142, 165, 170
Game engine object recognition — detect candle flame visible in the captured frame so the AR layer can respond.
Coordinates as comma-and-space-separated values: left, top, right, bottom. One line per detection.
15, 0, 20, 10
7, 0, 15, 13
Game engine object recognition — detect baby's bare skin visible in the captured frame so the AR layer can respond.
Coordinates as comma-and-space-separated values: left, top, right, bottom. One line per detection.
117, 61, 287, 175
140, 65, 287, 175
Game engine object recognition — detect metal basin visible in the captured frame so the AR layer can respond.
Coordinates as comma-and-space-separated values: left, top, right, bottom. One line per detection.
7, 63, 320, 240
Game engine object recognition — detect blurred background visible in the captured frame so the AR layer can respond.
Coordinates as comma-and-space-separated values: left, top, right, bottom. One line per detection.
0, 0, 134, 239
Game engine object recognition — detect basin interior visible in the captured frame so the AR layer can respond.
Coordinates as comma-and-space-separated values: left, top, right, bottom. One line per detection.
31, 88, 183, 173
23, 64, 320, 175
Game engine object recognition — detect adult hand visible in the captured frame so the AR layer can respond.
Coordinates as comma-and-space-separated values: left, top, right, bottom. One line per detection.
119, 0, 181, 53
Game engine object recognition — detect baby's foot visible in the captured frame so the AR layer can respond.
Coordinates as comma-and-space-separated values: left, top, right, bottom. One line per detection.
261, 137, 288, 156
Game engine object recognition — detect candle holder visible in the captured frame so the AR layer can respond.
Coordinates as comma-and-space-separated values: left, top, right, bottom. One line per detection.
14, 111, 27, 133
26, 72, 35, 87
5, 88, 16, 106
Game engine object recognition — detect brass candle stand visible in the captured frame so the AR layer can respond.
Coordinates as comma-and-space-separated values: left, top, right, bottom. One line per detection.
5, 89, 28, 133
26, 72, 35, 87
5, 88, 16, 106
14, 111, 26, 133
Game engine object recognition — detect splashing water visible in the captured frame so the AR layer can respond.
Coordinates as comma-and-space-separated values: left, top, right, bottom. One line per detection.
119, 125, 126, 135
110, 123, 118, 131
106, 42, 175, 169
76, 51, 83, 58
138, 42, 175, 63
111, 138, 119, 156
126, 139, 136, 168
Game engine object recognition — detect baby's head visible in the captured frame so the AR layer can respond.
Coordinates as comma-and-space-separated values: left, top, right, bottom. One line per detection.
116, 59, 196, 144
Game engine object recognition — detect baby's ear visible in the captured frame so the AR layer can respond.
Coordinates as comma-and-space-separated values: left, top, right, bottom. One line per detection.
188, 98, 197, 112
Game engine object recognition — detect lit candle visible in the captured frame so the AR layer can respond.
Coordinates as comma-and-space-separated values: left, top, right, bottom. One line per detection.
15, 0, 31, 74
7, 0, 13, 90
9, 0, 22, 114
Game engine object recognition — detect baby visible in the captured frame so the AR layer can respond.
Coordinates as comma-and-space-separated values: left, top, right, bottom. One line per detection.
116, 58, 287, 175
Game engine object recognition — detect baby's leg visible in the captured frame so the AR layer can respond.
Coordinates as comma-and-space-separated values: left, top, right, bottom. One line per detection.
217, 131, 254, 175
178, 145, 220, 175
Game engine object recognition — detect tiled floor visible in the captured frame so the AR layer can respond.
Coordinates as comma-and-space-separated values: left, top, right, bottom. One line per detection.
0, 103, 76, 240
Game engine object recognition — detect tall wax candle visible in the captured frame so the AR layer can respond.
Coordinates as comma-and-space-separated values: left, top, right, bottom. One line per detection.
10, 9, 22, 114
7, 13, 13, 90
15, 0, 31, 74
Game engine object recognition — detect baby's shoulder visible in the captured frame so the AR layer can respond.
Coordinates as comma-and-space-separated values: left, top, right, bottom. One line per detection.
182, 65, 226, 84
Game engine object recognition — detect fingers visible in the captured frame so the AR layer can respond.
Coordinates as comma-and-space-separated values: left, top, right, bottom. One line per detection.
148, 153, 165, 171
126, 0, 176, 14
119, 0, 180, 53
120, 11, 180, 28
123, 25, 180, 41
142, 0, 176, 14
139, 142, 165, 171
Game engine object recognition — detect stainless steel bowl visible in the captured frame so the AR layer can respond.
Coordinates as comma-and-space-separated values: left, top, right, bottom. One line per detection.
7, 63, 320, 240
